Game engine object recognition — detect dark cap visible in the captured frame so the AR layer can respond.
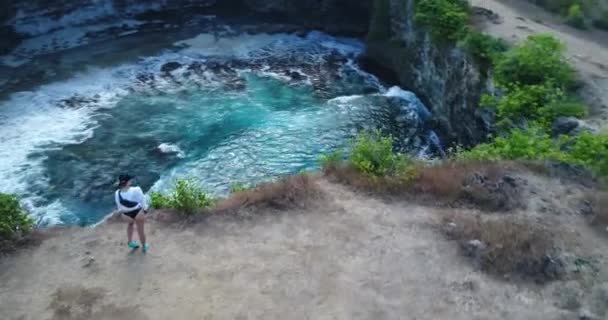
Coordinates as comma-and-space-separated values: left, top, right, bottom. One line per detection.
118, 174, 134, 185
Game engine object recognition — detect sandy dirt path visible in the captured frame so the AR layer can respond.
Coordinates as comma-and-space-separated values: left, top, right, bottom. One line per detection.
0, 181, 571, 320
471, 0, 608, 130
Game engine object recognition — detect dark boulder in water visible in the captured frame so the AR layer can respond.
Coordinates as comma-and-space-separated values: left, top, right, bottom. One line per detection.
161, 62, 182, 73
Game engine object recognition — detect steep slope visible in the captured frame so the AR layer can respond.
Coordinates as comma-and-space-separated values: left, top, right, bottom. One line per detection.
471, 0, 608, 131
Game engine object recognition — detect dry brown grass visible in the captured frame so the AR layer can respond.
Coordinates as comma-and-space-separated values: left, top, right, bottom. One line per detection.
325, 161, 520, 211
213, 174, 322, 214
442, 213, 560, 281
0, 228, 53, 256
323, 164, 410, 195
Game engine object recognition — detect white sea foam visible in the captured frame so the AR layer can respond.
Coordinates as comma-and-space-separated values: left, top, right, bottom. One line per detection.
384, 86, 417, 100
0, 66, 134, 223
327, 95, 365, 104
158, 143, 186, 158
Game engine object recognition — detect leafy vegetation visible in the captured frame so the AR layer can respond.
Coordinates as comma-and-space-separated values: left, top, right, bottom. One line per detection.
229, 182, 248, 194
319, 150, 344, 171
367, 0, 392, 41
150, 179, 213, 214
414, 0, 470, 41
0, 193, 33, 241
494, 34, 575, 88
486, 83, 586, 127
458, 126, 564, 162
565, 4, 587, 29
563, 131, 608, 176
350, 131, 416, 180
459, 128, 607, 177
459, 30, 508, 67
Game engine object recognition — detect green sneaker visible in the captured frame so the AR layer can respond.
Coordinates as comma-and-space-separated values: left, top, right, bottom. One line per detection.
143, 243, 150, 253
128, 241, 140, 249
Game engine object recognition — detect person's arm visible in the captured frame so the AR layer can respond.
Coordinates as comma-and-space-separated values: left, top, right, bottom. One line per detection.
114, 190, 122, 212
135, 187, 149, 212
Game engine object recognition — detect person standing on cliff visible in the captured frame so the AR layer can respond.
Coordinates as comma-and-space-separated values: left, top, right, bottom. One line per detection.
115, 174, 150, 253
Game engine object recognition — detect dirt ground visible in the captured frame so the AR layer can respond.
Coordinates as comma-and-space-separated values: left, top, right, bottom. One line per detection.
1, 177, 607, 320
471, 0, 608, 131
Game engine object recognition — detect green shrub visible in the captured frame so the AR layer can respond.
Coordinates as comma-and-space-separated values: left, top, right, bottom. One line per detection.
459, 30, 508, 67
0, 193, 33, 240
229, 182, 248, 193
458, 127, 608, 177
494, 83, 561, 122
563, 131, 608, 176
415, 0, 470, 41
494, 34, 576, 88
486, 82, 586, 128
566, 4, 587, 29
150, 192, 172, 209
367, 0, 392, 41
149, 179, 213, 214
458, 126, 564, 162
538, 99, 587, 125
319, 150, 344, 170
350, 131, 415, 179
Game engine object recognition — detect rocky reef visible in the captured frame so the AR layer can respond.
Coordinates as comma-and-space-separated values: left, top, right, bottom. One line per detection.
0, 0, 488, 146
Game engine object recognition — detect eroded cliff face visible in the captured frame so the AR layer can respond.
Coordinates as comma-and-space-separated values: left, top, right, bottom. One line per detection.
363, 0, 489, 146
1, 0, 372, 37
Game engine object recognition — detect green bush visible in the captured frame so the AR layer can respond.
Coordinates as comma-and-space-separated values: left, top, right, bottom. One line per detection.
563, 131, 608, 176
150, 192, 172, 209
458, 127, 607, 177
319, 150, 344, 170
350, 131, 415, 179
494, 83, 560, 122
367, 0, 392, 41
494, 34, 576, 88
229, 182, 248, 193
459, 30, 508, 67
0, 193, 33, 240
566, 4, 587, 29
149, 179, 213, 214
415, 0, 470, 41
538, 99, 587, 125
458, 126, 564, 161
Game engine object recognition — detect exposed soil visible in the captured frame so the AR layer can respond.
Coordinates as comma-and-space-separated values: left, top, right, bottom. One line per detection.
1, 173, 607, 320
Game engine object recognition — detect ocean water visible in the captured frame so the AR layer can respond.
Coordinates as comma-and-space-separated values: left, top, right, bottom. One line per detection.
0, 30, 439, 225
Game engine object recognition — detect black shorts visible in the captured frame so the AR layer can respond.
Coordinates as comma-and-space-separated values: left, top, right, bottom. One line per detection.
122, 208, 142, 220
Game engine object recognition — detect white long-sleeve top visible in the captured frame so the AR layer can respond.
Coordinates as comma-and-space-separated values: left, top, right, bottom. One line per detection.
115, 186, 149, 212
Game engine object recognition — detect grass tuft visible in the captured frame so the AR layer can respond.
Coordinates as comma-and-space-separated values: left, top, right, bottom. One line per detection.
442, 214, 560, 280
213, 175, 322, 213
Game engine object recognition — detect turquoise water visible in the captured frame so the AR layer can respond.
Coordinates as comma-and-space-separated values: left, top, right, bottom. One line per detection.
0, 31, 438, 225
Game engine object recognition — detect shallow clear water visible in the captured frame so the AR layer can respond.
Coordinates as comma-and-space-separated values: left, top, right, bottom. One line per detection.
0, 30, 438, 225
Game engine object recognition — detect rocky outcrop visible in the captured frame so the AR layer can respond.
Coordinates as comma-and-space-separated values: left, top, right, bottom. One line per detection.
2, 0, 372, 37
362, 0, 489, 147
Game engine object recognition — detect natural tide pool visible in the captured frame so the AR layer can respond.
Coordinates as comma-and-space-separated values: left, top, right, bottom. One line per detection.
0, 31, 439, 225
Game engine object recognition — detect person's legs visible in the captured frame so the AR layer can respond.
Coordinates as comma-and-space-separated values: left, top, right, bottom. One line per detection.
127, 221, 134, 243
135, 212, 147, 250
